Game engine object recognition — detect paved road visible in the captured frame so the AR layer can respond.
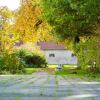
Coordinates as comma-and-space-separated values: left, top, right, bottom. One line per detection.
0, 72, 100, 100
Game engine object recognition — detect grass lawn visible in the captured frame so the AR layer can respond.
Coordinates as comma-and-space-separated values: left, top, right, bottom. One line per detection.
55, 67, 100, 81
25, 67, 55, 74
48, 64, 77, 68
25, 65, 100, 81
25, 68, 47, 74
25, 68, 35, 74
25, 64, 77, 74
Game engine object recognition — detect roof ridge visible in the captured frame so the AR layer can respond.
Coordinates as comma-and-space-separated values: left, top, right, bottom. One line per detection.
37, 41, 66, 50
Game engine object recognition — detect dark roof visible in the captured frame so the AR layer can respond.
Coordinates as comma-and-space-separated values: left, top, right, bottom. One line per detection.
14, 40, 23, 46
37, 42, 66, 50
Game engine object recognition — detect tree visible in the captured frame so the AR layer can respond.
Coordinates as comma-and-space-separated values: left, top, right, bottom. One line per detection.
75, 37, 100, 72
0, 7, 14, 51
41, 0, 100, 70
14, 0, 56, 43
41, 0, 100, 42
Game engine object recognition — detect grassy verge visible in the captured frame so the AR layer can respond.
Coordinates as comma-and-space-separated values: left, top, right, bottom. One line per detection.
25, 68, 35, 74
25, 67, 55, 74
55, 67, 100, 81
25, 64, 77, 74
48, 64, 77, 68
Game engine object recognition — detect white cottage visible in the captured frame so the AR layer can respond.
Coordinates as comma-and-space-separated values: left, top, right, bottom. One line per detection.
37, 42, 77, 65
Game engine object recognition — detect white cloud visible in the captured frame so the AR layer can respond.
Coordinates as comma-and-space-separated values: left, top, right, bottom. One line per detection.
0, 0, 20, 10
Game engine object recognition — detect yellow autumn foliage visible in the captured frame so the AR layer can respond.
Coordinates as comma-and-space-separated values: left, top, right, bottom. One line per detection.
14, 0, 56, 44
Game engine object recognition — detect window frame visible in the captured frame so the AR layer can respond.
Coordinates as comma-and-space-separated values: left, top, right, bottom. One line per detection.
49, 53, 55, 57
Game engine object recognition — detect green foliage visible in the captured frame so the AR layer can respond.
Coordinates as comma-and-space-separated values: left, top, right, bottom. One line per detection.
15, 49, 26, 59
75, 38, 100, 72
15, 49, 27, 65
55, 67, 100, 81
41, 0, 99, 40
24, 54, 47, 68
0, 50, 25, 74
15, 49, 47, 68
41, 0, 100, 74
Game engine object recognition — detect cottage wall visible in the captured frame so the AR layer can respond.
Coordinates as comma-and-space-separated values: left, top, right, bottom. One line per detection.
42, 50, 77, 64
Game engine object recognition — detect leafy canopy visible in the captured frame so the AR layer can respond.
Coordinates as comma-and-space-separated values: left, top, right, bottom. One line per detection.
14, 0, 56, 43
41, 0, 100, 40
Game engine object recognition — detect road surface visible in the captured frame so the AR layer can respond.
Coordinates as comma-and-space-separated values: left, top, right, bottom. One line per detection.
0, 72, 100, 100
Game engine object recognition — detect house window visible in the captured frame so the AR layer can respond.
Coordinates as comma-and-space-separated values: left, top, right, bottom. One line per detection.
49, 53, 55, 57
71, 53, 75, 57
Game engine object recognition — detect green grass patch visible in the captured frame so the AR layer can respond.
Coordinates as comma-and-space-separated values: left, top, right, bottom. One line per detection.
55, 67, 100, 81
14, 96, 20, 100
48, 64, 77, 68
25, 68, 36, 74
25, 64, 77, 74
48, 65, 57, 68
25, 67, 55, 74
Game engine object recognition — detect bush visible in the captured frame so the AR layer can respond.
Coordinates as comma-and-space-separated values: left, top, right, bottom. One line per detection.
15, 48, 26, 59
74, 38, 100, 72
15, 49, 27, 66
15, 49, 47, 68
24, 54, 47, 68
0, 51, 25, 74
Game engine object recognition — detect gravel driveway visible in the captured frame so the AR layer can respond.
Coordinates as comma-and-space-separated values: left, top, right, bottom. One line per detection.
0, 72, 100, 100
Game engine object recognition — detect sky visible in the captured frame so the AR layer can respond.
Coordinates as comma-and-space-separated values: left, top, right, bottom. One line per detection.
0, 0, 20, 10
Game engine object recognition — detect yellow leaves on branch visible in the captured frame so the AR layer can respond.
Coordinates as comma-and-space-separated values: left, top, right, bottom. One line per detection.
14, 0, 40, 41
0, 7, 15, 51
14, 0, 56, 43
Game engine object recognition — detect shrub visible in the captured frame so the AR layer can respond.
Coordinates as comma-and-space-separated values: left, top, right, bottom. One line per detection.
24, 54, 47, 68
0, 51, 25, 74
15, 49, 27, 66
15, 48, 26, 59
74, 38, 100, 73
15, 49, 47, 68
